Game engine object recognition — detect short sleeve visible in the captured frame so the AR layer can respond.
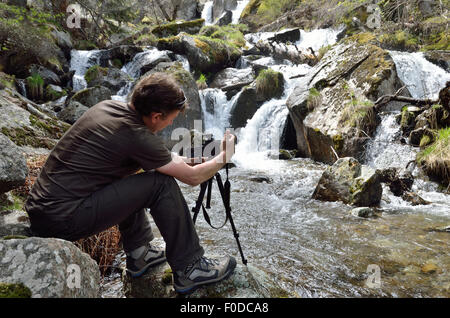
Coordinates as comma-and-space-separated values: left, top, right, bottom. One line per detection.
129, 127, 172, 171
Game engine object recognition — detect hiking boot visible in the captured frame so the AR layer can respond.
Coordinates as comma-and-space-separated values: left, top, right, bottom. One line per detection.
126, 244, 166, 278
173, 255, 237, 294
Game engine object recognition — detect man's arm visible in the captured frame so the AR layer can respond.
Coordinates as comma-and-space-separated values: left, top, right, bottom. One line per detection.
156, 132, 235, 186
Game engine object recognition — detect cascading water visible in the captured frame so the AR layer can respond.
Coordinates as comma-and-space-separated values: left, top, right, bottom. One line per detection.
201, 1, 214, 25
200, 0, 250, 25
70, 49, 102, 92
231, 0, 250, 24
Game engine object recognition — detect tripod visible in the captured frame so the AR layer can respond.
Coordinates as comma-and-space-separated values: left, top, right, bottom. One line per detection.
191, 165, 248, 265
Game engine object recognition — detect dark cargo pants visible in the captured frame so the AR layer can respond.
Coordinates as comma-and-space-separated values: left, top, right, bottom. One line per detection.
53, 171, 204, 271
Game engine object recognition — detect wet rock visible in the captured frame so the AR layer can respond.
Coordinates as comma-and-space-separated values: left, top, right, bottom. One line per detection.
378, 168, 414, 196
267, 28, 301, 44
409, 127, 436, 147
350, 207, 374, 218
249, 176, 272, 183
212, 0, 238, 22
229, 86, 260, 129
0, 133, 28, 194
0, 209, 31, 237
70, 86, 112, 108
215, 10, 233, 26
122, 261, 289, 298
401, 191, 430, 206
210, 68, 256, 91
424, 50, 450, 72
28, 64, 61, 86
312, 157, 382, 207
286, 35, 405, 164
152, 19, 205, 38
0, 237, 101, 297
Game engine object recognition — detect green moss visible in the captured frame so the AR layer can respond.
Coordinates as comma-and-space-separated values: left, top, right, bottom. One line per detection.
255, 69, 284, 100
199, 24, 248, 49
0, 193, 24, 211
84, 65, 108, 85
332, 134, 344, 152
1, 126, 55, 149
0, 283, 32, 298
2, 235, 28, 240
345, 32, 376, 45
420, 134, 432, 148
45, 85, 67, 102
161, 269, 173, 285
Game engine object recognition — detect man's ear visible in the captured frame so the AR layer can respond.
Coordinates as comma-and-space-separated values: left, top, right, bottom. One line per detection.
150, 112, 163, 123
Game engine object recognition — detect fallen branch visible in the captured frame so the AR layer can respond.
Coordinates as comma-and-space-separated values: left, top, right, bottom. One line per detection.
374, 86, 438, 111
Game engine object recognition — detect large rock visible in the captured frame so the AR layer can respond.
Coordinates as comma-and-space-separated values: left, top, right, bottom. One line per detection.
57, 101, 89, 125
157, 33, 242, 74
312, 157, 382, 207
123, 261, 290, 298
0, 237, 101, 298
70, 86, 112, 108
210, 67, 256, 91
229, 86, 260, 129
85, 67, 130, 94
0, 133, 28, 194
286, 34, 406, 164
212, 0, 238, 22
424, 50, 450, 72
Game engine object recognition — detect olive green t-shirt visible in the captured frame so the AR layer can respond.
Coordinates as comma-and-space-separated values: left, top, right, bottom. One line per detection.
25, 100, 172, 226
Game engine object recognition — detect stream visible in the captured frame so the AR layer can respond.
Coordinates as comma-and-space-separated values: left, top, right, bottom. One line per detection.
67, 9, 450, 297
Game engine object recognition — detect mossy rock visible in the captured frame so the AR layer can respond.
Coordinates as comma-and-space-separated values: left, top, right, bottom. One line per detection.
152, 19, 205, 38
255, 69, 284, 102
0, 282, 32, 298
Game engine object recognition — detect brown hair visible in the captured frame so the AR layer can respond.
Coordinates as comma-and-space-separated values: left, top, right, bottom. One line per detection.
130, 72, 187, 117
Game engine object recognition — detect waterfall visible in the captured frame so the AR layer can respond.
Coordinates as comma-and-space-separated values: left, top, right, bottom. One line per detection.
389, 50, 450, 99
232, 0, 250, 24
70, 49, 102, 92
201, 1, 214, 25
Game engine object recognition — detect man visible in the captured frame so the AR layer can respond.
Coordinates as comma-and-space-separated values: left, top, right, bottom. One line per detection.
25, 72, 237, 294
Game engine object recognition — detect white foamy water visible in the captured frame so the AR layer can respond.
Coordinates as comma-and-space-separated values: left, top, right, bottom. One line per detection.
389, 50, 450, 99
201, 1, 214, 25
70, 49, 102, 92
232, 0, 250, 24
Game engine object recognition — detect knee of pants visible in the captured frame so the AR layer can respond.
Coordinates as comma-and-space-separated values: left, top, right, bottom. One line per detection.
153, 171, 178, 189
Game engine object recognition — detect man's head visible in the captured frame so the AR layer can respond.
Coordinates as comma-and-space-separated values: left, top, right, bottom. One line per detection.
130, 72, 187, 132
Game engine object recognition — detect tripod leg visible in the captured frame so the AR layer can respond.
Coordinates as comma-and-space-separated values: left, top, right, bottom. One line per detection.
215, 173, 248, 265
192, 181, 208, 224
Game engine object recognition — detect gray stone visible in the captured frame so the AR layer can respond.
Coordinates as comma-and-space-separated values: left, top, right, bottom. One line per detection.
70, 86, 112, 108
86, 68, 130, 94
229, 86, 260, 129
210, 67, 256, 90
0, 133, 28, 194
57, 101, 89, 125
267, 28, 301, 43
351, 207, 374, 218
0, 237, 101, 298
0, 209, 31, 237
312, 157, 382, 207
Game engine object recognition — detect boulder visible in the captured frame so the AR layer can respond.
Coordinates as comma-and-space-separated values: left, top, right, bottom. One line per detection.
152, 19, 205, 38
312, 157, 382, 207
70, 86, 112, 108
122, 261, 289, 298
57, 101, 89, 125
0, 133, 28, 194
350, 207, 374, 218
0, 209, 31, 238
229, 86, 260, 129
85, 67, 130, 94
0, 237, 101, 298
210, 67, 256, 91
28, 65, 61, 86
157, 34, 242, 74
286, 34, 405, 164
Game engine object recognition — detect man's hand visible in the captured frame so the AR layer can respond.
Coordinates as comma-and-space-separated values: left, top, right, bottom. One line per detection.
220, 130, 236, 163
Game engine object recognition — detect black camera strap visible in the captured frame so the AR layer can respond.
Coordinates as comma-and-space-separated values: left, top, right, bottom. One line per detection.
200, 166, 230, 230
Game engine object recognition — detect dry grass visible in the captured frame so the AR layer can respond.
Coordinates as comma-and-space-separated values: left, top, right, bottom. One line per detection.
74, 227, 122, 276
